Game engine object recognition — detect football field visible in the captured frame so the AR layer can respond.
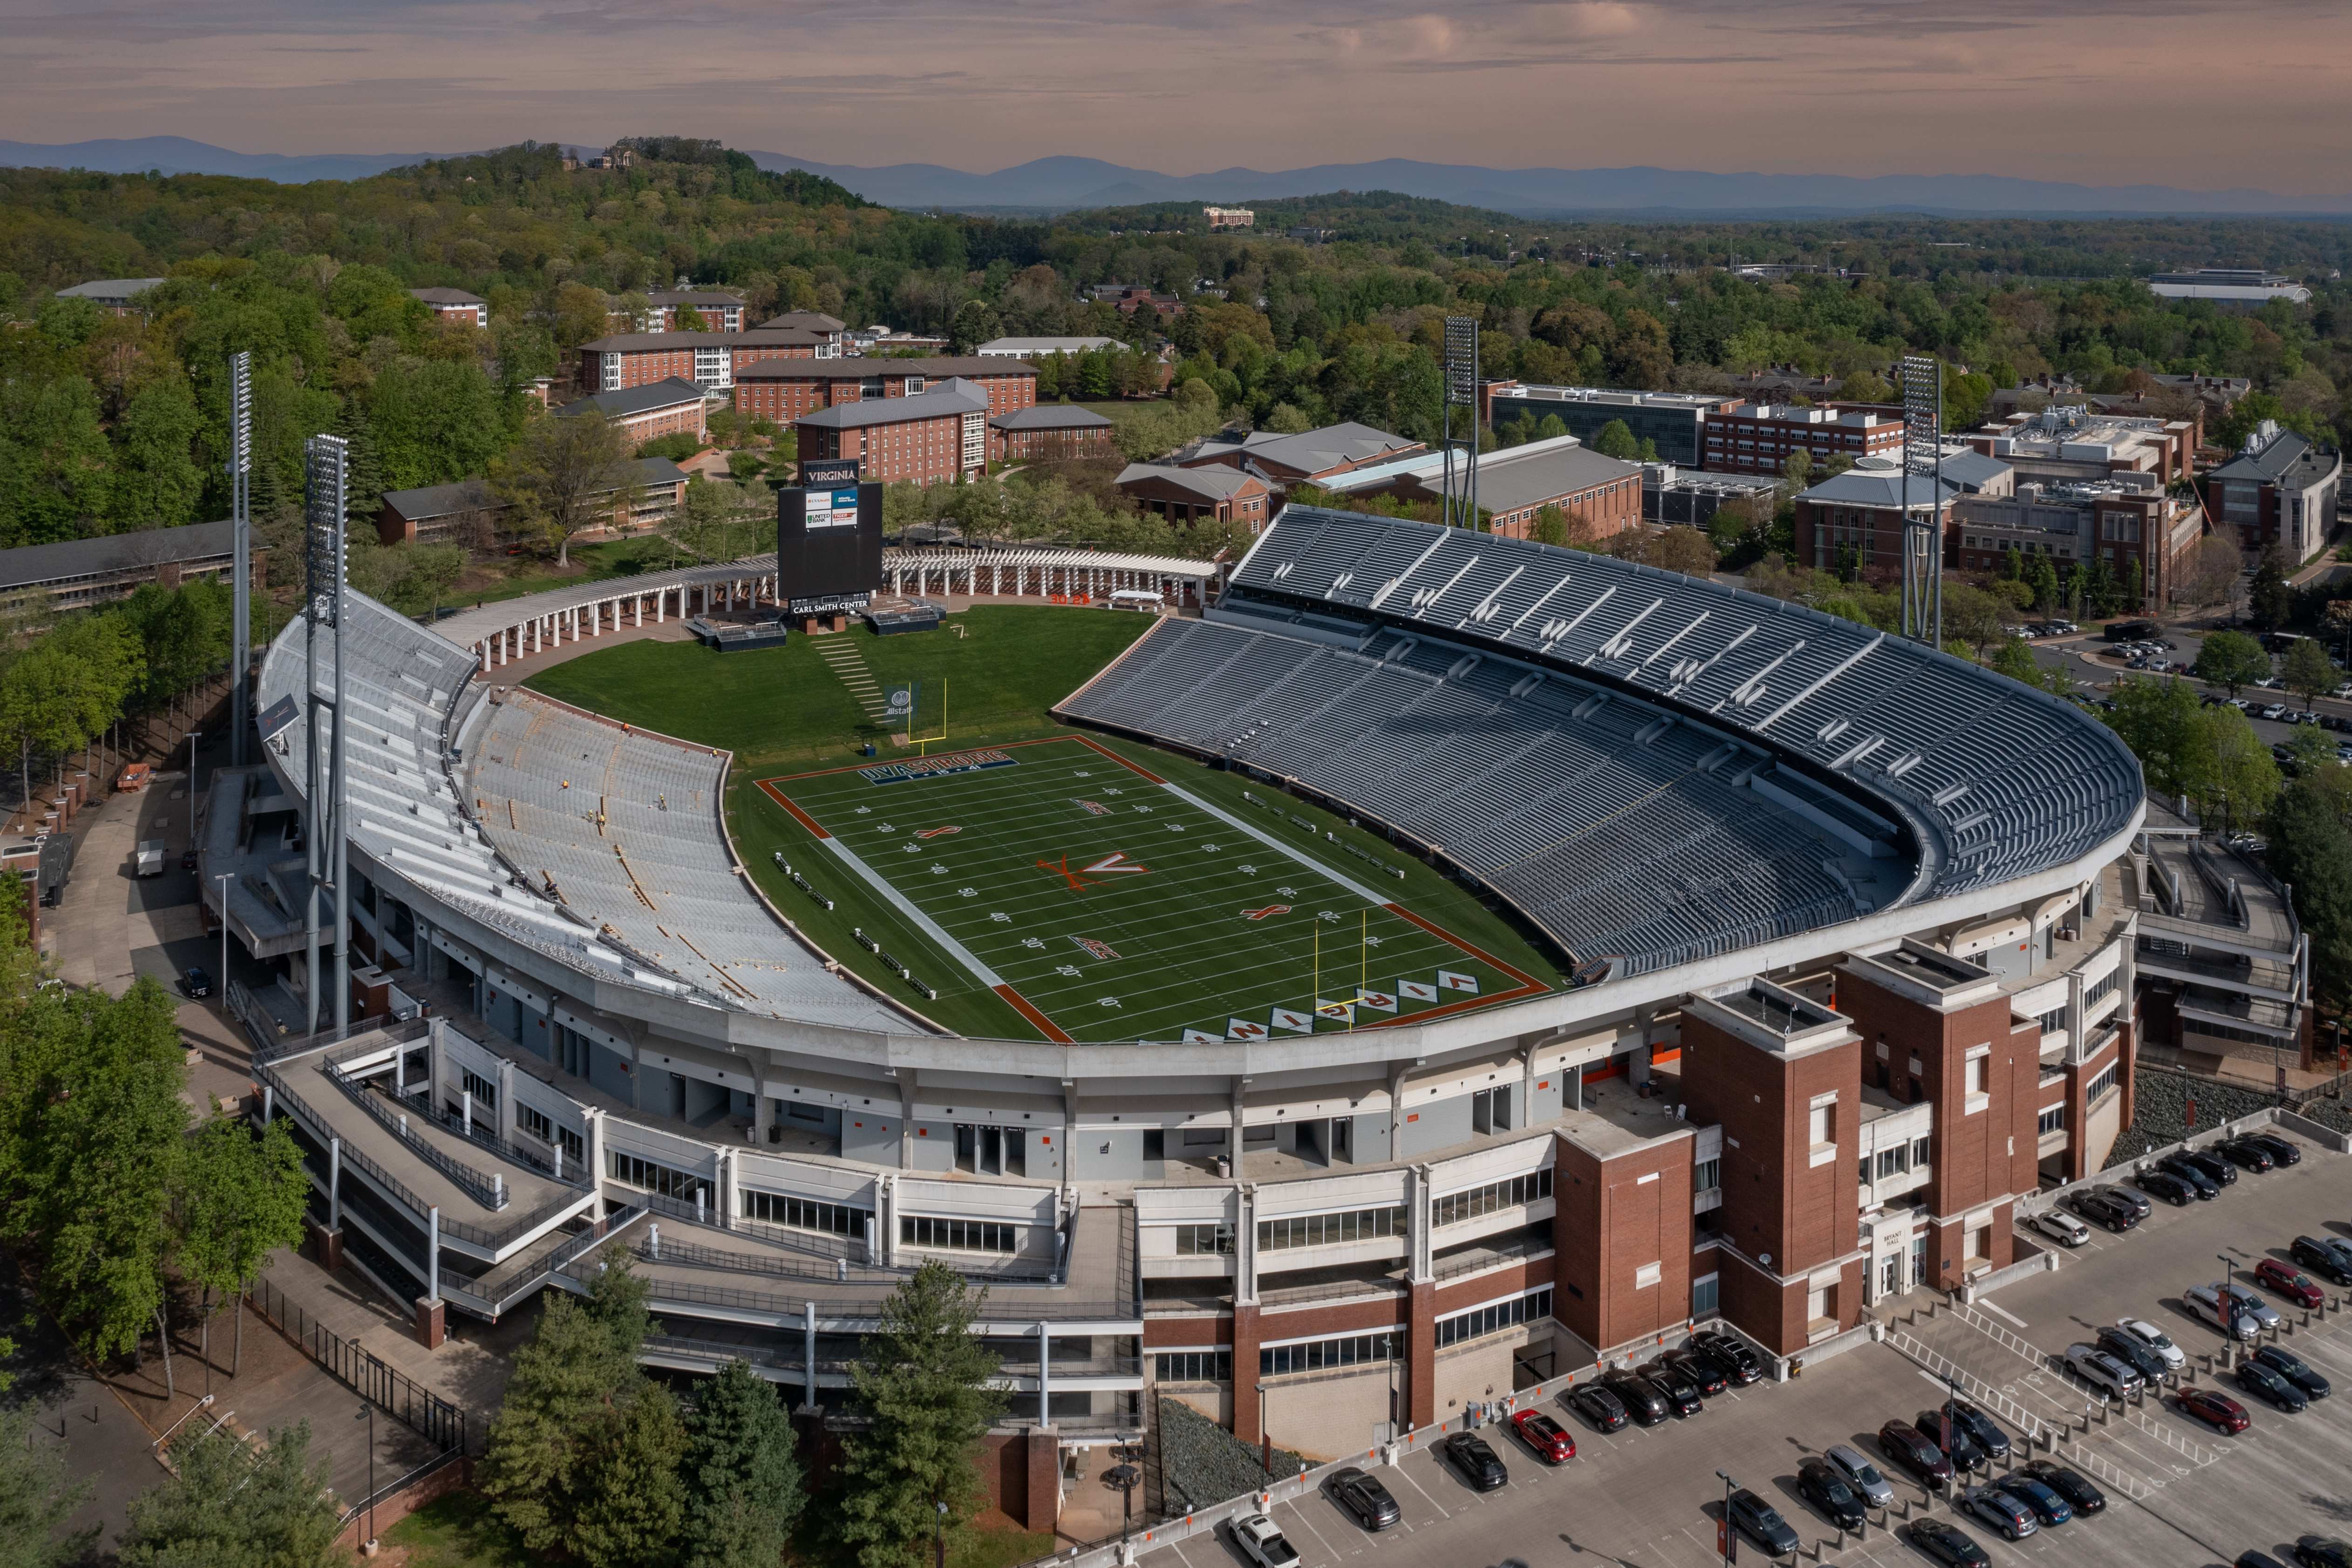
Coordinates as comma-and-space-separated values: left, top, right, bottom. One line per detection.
755, 735, 1549, 1045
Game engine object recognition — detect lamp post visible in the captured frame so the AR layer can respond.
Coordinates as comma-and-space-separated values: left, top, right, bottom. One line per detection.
934, 1500, 947, 1568
1714, 1469, 1735, 1565
214, 872, 233, 1002
187, 729, 202, 842
1108, 1462, 1140, 1551
354, 1403, 376, 1553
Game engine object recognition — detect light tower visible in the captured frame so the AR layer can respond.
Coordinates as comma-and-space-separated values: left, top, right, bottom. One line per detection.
1440, 315, 1481, 530
1899, 354, 1945, 648
302, 434, 353, 1035
228, 352, 253, 766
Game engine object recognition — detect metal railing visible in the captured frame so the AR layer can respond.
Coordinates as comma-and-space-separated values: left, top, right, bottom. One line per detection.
562, 1249, 1135, 1324
318, 1061, 509, 1211
246, 1275, 475, 1455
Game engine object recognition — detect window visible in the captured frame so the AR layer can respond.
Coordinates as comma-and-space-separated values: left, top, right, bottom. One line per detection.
460, 1068, 497, 1112
1156, 1349, 1232, 1383
744, 1190, 869, 1237
1912, 1135, 1931, 1167
517, 1104, 552, 1144
1875, 1145, 1909, 1180
1174, 1224, 1235, 1256
1260, 1331, 1398, 1375
2037, 1005, 2067, 1037
1808, 1099, 1833, 1146
1964, 1222, 1992, 1265
607, 1150, 711, 1206
2038, 1105, 2066, 1136
1910, 1233, 1929, 1286
1258, 1206, 1407, 1250
2084, 971, 2119, 1009
2085, 1062, 2119, 1102
1964, 1048, 1991, 1111
1431, 1169, 1553, 1227
901, 1215, 1018, 1255
1692, 1157, 1721, 1194
1691, 1273, 1719, 1316
1436, 1287, 1554, 1348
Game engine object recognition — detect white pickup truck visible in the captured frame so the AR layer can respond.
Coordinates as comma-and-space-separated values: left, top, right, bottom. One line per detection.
134, 840, 167, 877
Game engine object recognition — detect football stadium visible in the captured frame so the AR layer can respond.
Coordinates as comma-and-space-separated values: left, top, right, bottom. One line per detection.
211, 504, 2147, 1524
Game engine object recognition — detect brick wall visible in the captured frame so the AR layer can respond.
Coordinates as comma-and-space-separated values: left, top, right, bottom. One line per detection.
1550, 1128, 1694, 1353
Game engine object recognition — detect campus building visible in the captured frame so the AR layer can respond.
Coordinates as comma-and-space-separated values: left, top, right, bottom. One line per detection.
1479, 385, 1734, 469
1314, 435, 1645, 542
730, 358, 1038, 425
990, 405, 1116, 462
794, 379, 991, 483
556, 379, 709, 444
1703, 402, 1905, 477
0, 520, 268, 614
408, 288, 489, 326
374, 458, 690, 547
2205, 421, 2342, 564
579, 330, 840, 395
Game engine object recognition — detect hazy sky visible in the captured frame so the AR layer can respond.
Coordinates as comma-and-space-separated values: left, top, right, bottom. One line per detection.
7, 0, 2351, 190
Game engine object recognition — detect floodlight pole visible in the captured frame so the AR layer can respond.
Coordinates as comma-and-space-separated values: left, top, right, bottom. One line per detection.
302, 434, 352, 1036
1899, 354, 1945, 649
228, 352, 253, 767
1442, 316, 1481, 530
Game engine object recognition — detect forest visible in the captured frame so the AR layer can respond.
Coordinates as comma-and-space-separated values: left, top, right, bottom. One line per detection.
2, 136, 2350, 558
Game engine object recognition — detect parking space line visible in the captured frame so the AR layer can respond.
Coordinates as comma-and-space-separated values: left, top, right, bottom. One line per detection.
1286, 1504, 1340, 1561
1168, 1538, 1200, 1568
1981, 1301, 2030, 1329
1389, 1463, 1450, 1520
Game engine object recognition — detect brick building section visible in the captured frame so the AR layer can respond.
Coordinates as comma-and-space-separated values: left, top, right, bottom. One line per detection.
1676, 982, 1864, 1357
731, 359, 1037, 425
1835, 952, 2043, 1291
796, 382, 991, 485
579, 329, 833, 393
1550, 1126, 1694, 1354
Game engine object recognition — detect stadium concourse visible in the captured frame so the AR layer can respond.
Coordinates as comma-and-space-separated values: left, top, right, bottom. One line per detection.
207, 516, 2147, 1520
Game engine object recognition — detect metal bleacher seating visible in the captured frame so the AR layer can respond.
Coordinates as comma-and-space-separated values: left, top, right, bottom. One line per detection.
1059, 507, 2141, 977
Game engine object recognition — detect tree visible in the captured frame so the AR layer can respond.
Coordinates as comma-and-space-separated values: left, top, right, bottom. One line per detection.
2284, 636, 2339, 712
1647, 526, 1716, 577
2250, 543, 2295, 630
1589, 419, 1640, 461
2268, 778, 2352, 1009
107, 380, 206, 532
0, 1405, 95, 1567
173, 1115, 309, 1378
1838, 369, 1894, 404
680, 1358, 806, 1568
837, 1262, 1007, 1568
673, 304, 709, 333
1942, 581, 2008, 659
478, 1252, 681, 1567
2195, 629, 2272, 698
1781, 448, 1814, 494
118, 1423, 342, 1568
2026, 553, 2062, 613
1264, 403, 1313, 434
492, 410, 636, 567
948, 299, 1000, 355
2175, 535, 2243, 618
1988, 637, 2064, 696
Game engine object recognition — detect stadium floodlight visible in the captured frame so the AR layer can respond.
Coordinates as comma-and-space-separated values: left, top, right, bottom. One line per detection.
229, 351, 253, 766
301, 433, 352, 1035
1441, 316, 1481, 530
1899, 354, 1944, 648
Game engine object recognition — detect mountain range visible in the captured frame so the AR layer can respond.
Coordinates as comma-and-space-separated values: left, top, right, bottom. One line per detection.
4, 136, 2350, 218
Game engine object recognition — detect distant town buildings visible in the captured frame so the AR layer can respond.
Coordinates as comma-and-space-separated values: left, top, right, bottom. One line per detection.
989, 405, 1115, 462
1951, 480, 2205, 609
731, 357, 1036, 425
2147, 268, 2311, 305
408, 287, 489, 327
1115, 464, 1271, 529
1642, 465, 1781, 529
1086, 284, 1185, 316
1965, 404, 2194, 489
578, 329, 839, 394
375, 458, 689, 548
976, 336, 1123, 358
1176, 422, 1423, 487
1203, 206, 1255, 230
54, 278, 165, 314
643, 289, 745, 333
1705, 402, 1905, 477
1316, 435, 1645, 542
1479, 384, 1734, 468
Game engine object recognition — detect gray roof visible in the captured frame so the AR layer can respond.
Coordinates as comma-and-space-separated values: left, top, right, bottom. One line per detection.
1934, 448, 2012, 493
2211, 428, 2317, 485
56, 278, 165, 305
1796, 466, 1960, 509
1196, 422, 1418, 478
734, 355, 1033, 382
381, 458, 687, 523
760, 311, 846, 332
1116, 463, 1260, 501
557, 378, 709, 419
581, 329, 825, 352
977, 336, 1122, 355
1408, 443, 1639, 515
795, 379, 990, 430
648, 290, 743, 306
0, 520, 234, 591
408, 287, 486, 305
992, 405, 1115, 431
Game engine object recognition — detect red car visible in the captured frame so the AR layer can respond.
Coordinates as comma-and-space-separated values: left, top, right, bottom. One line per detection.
2255, 1259, 2326, 1310
2175, 1388, 2251, 1434
1510, 1408, 1576, 1464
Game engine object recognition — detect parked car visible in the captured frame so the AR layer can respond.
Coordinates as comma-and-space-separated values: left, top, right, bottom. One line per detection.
179, 965, 213, 998
2063, 1344, 2144, 1399
2174, 1387, 2251, 1433
2236, 1359, 2311, 1412
1230, 1515, 1299, 1568
2291, 1235, 2352, 1284
2116, 1317, 2187, 1371
1797, 1459, 1868, 1530
2254, 1259, 2325, 1310
2216, 1136, 2275, 1172
2244, 1132, 2302, 1167
1877, 1420, 1954, 1487
2295, 1538, 2352, 1568
2253, 1346, 2332, 1400
2029, 1207, 2091, 1248
2069, 1188, 2141, 1231
178, 847, 198, 871
1565, 1382, 1630, 1432
1663, 1346, 1733, 1395
2094, 1328, 2169, 1384
1438, 1432, 1508, 1491
2152, 1155, 2220, 1199
2239, 1554, 2292, 1568
2184, 1284, 2263, 1340
1688, 1330, 1766, 1385
1945, 1402, 2010, 1461
2175, 1147, 2239, 1186
2136, 1168, 2202, 1206
1909, 1519, 1990, 1568
1598, 1370, 1670, 1426
1961, 1485, 2038, 1542
1637, 1358, 1706, 1413
2219, 1283, 2282, 1331
1914, 1409, 1989, 1471
1509, 1409, 1575, 1464
1823, 1443, 1896, 1508
1728, 1489, 1801, 1555
2099, 1183, 2152, 1218
2018, 1460, 2104, 1515
1324, 1468, 1400, 1532
2263, 702, 2291, 720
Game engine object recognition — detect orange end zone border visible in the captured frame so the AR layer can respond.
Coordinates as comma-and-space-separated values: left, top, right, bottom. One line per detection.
994, 985, 1074, 1044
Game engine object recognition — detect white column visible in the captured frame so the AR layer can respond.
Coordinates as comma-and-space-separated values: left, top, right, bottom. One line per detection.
478, 642, 490, 675
327, 1136, 342, 1230
426, 1205, 441, 1302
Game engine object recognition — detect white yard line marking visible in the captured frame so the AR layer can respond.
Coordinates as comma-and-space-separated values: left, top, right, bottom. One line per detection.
1982, 1300, 2029, 1329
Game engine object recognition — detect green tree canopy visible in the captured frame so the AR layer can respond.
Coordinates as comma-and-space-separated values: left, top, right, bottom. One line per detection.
2284, 636, 2339, 709
681, 1358, 807, 1568
2196, 629, 2274, 696
118, 1424, 342, 1568
1589, 419, 1640, 461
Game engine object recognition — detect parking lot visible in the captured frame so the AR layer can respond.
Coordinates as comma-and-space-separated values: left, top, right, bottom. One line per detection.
1150, 1124, 2351, 1568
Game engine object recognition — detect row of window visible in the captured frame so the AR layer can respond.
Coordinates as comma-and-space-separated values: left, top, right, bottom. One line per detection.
1259, 1206, 1408, 1251
459, 1068, 498, 1112
1863, 1135, 1934, 1184
743, 1190, 867, 1237
901, 1216, 1020, 1255
516, 1105, 585, 1164
2086, 1062, 2120, 1102
1436, 1287, 1553, 1348
2038, 1105, 2067, 1136
606, 1151, 712, 1206
1155, 1350, 1233, 1383
1261, 1332, 1399, 1376
1433, 1169, 1553, 1228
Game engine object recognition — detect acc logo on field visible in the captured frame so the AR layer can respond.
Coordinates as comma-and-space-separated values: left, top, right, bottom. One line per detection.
1070, 937, 1122, 961
917, 825, 961, 839
1242, 903, 1292, 921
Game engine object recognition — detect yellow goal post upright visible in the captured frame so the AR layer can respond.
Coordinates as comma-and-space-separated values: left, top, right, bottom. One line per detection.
912, 678, 949, 755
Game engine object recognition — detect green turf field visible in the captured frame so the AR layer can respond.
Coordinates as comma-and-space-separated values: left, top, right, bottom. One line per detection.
754, 734, 1548, 1044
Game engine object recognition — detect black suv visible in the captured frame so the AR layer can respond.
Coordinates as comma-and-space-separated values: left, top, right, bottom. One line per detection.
1565, 1383, 1630, 1432
1914, 1410, 1989, 1472
2136, 1168, 2202, 1206
1598, 1370, 1670, 1426
1727, 1490, 1800, 1556
1945, 1402, 2010, 1462
2291, 1235, 2352, 1285
2174, 1147, 2238, 1186
1636, 1358, 1706, 1415
2151, 1157, 2219, 1199
1797, 1458, 1867, 1530
2070, 1188, 2141, 1231
2094, 1328, 2169, 1384
1438, 1432, 1507, 1492
1663, 1346, 1732, 1395
1689, 1330, 1767, 1385
2215, 1136, 2274, 1172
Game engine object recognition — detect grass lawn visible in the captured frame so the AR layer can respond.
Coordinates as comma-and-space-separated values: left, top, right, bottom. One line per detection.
453, 536, 696, 609
526, 606, 1564, 1040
